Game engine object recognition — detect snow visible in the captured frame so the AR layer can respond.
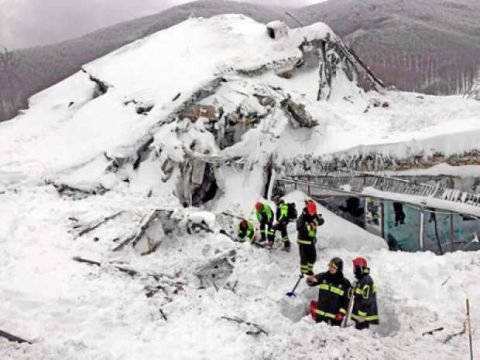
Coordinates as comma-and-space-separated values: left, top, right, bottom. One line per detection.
83, 15, 328, 109
386, 163, 480, 178
0, 188, 478, 359
0, 14, 479, 360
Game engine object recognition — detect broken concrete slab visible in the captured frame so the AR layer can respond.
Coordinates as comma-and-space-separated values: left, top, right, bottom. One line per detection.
195, 249, 237, 291
280, 98, 317, 128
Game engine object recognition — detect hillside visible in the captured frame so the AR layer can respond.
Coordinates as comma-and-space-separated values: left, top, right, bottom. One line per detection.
0, 0, 296, 122
292, 0, 480, 94
2, 0, 480, 122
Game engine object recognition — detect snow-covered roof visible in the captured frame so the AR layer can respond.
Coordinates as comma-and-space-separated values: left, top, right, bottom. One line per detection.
83, 15, 329, 106
266, 20, 287, 29
0, 15, 479, 188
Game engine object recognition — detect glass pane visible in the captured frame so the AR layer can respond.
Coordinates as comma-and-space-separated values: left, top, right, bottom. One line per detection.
383, 201, 420, 251
423, 210, 451, 254
451, 214, 480, 251
365, 198, 382, 236
327, 196, 365, 228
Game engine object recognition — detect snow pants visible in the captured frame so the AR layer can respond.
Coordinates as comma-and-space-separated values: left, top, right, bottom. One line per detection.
299, 243, 316, 275
354, 321, 370, 330
259, 221, 274, 243
274, 221, 290, 248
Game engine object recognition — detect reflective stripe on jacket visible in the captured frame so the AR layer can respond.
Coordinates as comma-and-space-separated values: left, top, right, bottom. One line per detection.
237, 221, 254, 240
296, 209, 324, 244
352, 272, 379, 324
276, 203, 289, 222
307, 271, 351, 321
256, 204, 273, 224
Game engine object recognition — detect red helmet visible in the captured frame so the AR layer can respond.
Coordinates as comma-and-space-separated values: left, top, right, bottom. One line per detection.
240, 219, 248, 229
353, 257, 368, 273
255, 202, 263, 211
306, 201, 317, 215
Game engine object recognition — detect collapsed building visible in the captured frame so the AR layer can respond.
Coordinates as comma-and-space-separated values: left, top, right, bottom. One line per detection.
92, 18, 386, 209
6, 15, 480, 256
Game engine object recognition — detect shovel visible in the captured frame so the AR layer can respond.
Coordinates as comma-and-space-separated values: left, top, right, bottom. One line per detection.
286, 274, 304, 297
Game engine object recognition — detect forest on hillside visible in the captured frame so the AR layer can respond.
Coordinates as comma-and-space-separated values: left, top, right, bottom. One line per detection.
1, 0, 479, 122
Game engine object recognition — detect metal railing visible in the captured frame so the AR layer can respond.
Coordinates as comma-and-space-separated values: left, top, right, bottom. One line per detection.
276, 171, 480, 211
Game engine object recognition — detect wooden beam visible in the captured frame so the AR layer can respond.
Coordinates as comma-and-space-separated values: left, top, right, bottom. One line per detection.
0, 329, 32, 344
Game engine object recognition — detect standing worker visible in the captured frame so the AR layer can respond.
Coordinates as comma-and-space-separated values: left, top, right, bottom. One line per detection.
351, 257, 379, 330
296, 200, 324, 275
255, 201, 274, 247
306, 257, 351, 326
274, 198, 297, 252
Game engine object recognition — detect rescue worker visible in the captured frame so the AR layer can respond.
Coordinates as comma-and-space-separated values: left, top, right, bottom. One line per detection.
366, 198, 380, 225
296, 200, 324, 275
306, 257, 351, 326
237, 219, 255, 243
273, 198, 293, 252
351, 257, 379, 330
255, 201, 274, 246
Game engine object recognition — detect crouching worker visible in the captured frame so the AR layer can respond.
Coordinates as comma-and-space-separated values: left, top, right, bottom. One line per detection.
306, 257, 351, 326
351, 257, 379, 330
237, 219, 255, 243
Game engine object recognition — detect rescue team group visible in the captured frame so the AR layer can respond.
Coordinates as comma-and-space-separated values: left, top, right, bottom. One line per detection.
236, 198, 379, 330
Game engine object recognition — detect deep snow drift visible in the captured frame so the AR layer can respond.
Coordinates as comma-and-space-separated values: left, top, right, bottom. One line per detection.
0, 14, 479, 360
0, 189, 478, 360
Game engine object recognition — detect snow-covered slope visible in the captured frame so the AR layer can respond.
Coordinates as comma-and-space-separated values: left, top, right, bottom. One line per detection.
0, 15, 479, 359
0, 188, 477, 360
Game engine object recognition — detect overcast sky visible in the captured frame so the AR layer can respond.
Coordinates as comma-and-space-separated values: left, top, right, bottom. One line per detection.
0, 0, 324, 50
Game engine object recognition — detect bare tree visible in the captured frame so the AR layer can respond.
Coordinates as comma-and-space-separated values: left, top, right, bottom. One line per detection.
465, 72, 480, 100
0, 47, 22, 121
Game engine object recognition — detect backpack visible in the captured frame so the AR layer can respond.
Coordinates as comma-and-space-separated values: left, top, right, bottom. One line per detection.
287, 203, 297, 221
